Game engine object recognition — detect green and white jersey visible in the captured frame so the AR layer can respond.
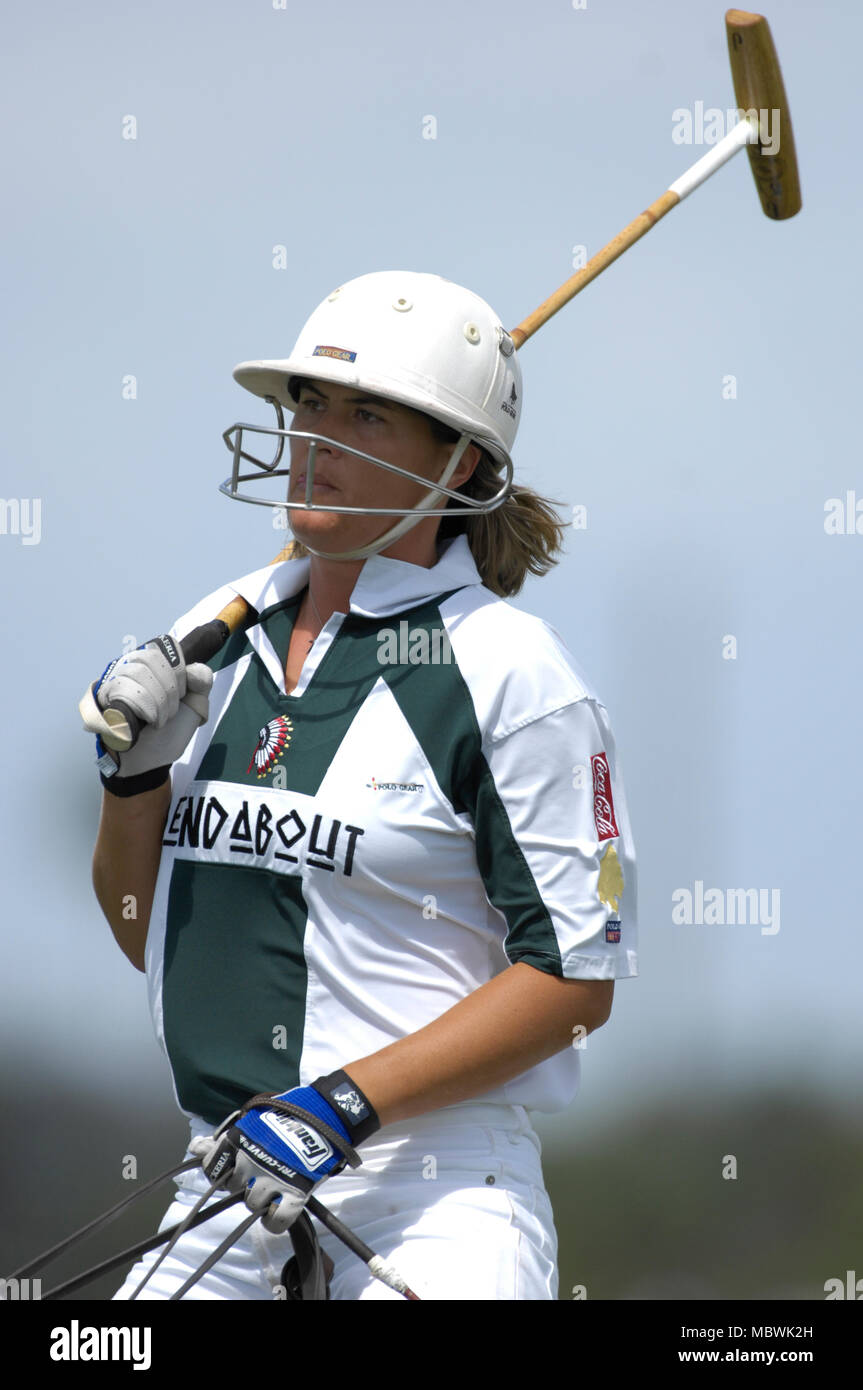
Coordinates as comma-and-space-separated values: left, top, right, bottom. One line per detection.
145, 535, 638, 1128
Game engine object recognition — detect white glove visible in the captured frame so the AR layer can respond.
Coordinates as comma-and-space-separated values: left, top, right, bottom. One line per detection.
80, 635, 214, 785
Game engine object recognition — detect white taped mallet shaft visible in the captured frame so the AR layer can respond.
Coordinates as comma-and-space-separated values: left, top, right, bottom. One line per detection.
668, 115, 758, 201
511, 115, 760, 350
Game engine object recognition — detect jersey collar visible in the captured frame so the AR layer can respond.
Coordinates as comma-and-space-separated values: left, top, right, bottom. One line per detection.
226, 533, 485, 621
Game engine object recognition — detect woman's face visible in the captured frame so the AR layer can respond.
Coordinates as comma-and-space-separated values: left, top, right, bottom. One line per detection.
285, 378, 478, 555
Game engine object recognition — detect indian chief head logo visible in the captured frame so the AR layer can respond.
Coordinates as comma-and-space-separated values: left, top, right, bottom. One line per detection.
246, 715, 293, 778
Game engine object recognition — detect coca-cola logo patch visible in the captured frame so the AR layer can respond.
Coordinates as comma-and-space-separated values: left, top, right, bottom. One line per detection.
591, 752, 619, 841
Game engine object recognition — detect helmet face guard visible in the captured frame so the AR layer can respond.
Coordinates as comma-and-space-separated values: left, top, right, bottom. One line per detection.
220, 398, 514, 519
220, 398, 514, 561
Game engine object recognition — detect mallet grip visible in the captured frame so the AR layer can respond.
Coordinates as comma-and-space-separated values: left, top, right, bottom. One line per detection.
99, 551, 292, 753
102, 618, 233, 750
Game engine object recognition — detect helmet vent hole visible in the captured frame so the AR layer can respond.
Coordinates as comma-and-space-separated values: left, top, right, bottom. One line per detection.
464, 322, 481, 344
393, 297, 413, 312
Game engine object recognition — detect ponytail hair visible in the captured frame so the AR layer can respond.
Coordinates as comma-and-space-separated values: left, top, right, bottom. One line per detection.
429, 420, 569, 598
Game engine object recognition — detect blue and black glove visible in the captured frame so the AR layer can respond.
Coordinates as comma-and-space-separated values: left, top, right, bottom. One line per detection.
193, 1071, 380, 1234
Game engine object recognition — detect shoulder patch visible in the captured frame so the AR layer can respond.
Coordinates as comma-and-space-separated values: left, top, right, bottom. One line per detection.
591, 751, 619, 841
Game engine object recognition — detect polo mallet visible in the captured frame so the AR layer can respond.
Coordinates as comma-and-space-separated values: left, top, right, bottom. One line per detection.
94, 8, 801, 737
7, 1161, 421, 1301
509, 8, 800, 348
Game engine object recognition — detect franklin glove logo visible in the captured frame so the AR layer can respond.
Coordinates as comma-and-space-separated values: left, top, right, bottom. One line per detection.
260, 1112, 334, 1171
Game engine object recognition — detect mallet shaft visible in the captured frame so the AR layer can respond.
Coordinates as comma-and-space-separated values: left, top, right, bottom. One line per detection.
510, 189, 679, 351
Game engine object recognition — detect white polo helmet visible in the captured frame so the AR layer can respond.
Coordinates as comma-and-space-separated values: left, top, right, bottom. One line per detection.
220, 270, 522, 561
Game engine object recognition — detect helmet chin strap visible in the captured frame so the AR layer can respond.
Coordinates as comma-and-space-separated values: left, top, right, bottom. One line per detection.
296, 434, 473, 563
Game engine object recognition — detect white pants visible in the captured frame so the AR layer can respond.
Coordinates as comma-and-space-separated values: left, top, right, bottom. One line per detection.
113, 1102, 559, 1301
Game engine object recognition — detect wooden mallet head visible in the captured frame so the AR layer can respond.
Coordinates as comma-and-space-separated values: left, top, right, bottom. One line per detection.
725, 9, 802, 219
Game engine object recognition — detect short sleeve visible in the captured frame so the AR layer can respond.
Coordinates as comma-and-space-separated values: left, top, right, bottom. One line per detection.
469, 697, 638, 980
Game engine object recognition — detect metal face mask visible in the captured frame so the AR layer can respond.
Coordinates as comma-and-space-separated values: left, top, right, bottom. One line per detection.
220, 396, 514, 562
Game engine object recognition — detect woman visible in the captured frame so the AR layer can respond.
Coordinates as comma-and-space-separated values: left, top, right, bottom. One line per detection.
82, 270, 638, 1300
